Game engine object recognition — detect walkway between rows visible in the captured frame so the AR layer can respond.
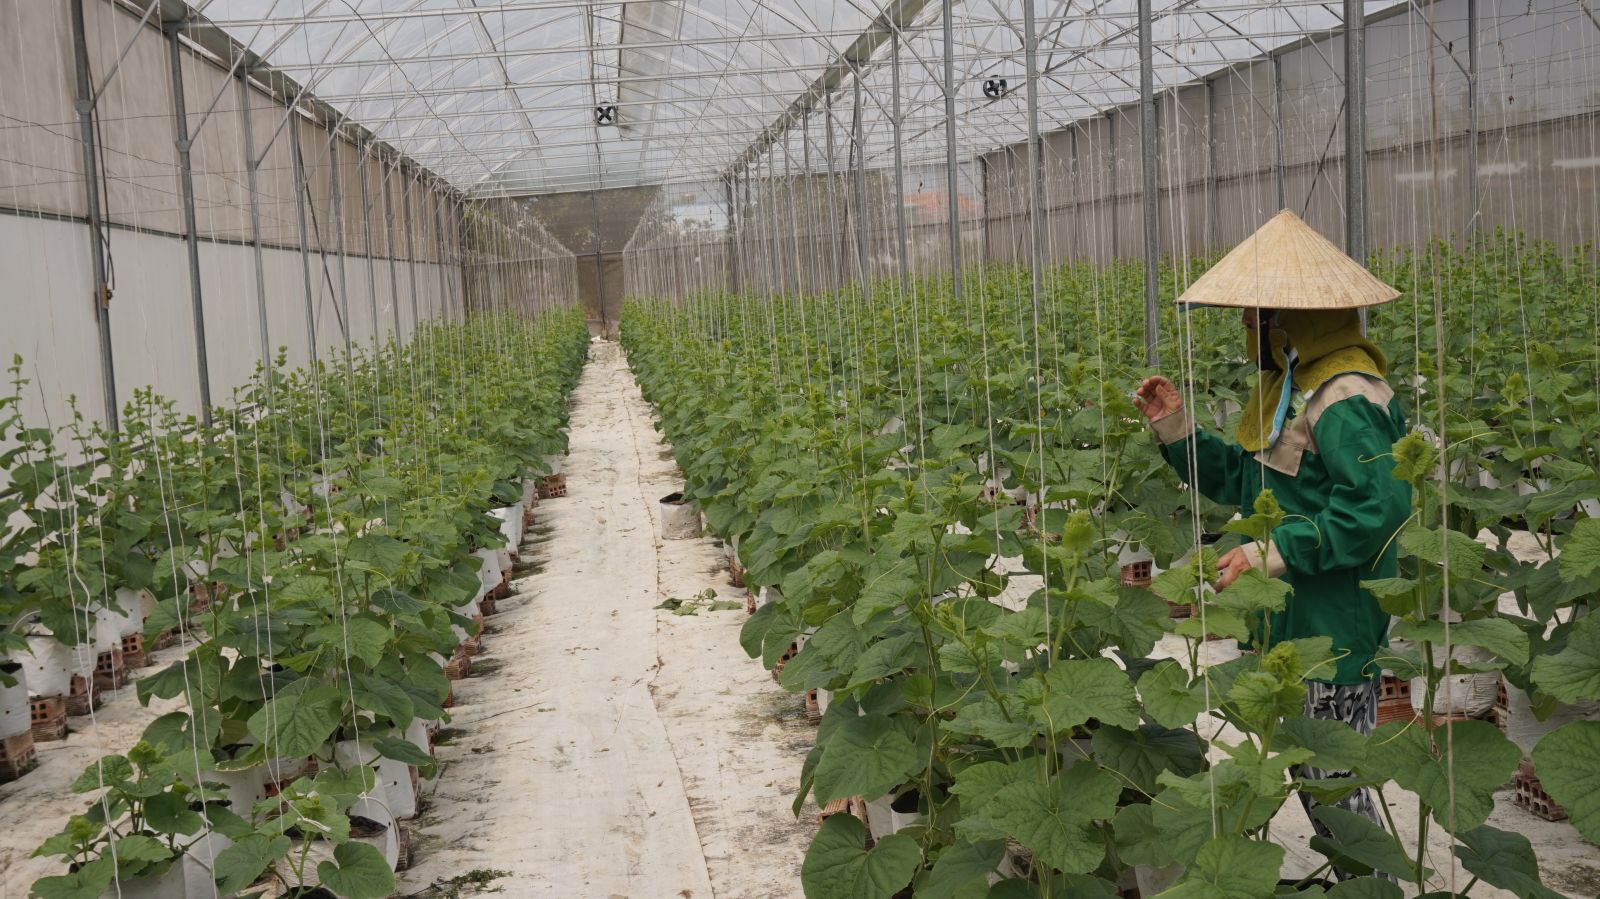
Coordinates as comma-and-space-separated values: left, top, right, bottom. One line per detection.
400, 340, 812, 898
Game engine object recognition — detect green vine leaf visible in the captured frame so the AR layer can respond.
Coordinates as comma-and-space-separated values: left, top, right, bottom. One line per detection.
986, 763, 1120, 875
1360, 719, 1519, 830
811, 713, 919, 806
1152, 834, 1283, 899
1530, 721, 1600, 843
1034, 658, 1142, 732
801, 815, 920, 899
316, 839, 396, 899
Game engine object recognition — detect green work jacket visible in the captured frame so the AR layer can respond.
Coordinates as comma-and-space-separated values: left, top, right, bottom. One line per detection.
1152, 373, 1411, 684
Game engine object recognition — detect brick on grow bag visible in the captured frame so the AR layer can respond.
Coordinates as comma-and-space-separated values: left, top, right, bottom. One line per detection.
65, 675, 99, 716
29, 694, 67, 741
537, 473, 567, 499
0, 731, 38, 783
120, 632, 148, 668
1513, 758, 1568, 822
93, 648, 127, 692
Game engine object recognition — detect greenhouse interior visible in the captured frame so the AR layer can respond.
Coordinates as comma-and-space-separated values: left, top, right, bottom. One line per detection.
1, 0, 1598, 896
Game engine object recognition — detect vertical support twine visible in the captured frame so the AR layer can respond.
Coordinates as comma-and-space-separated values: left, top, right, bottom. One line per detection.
403, 174, 422, 330
329, 124, 352, 358
1138, 0, 1161, 367
725, 174, 739, 295
941, 0, 964, 302
1023, 0, 1045, 321
1273, 53, 1287, 210
1465, 0, 1480, 237
1206, 76, 1219, 249
237, 66, 273, 375
359, 143, 381, 345
70, 0, 119, 430
164, 17, 212, 423
290, 115, 320, 363
1344, 0, 1369, 331
852, 70, 870, 294
890, 29, 910, 292
383, 160, 403, 339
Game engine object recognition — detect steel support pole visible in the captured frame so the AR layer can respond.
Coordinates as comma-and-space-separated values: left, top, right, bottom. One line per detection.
403, 175, 422, 329
1273, 54, 1287, 210
724, 174, 738, 295
382, 161, 404, 338
890, 30, 910, 292
1109, 113, 1119, 260
1206, 77, 1219, 248
591, 194, 606, 326
70, 0, 119, 430
290, 124, 320, 363
1023, 0, 1045, 320
1465, 0, 1479, 237
359, 145, 381, 344
329, 127, 352, 357
164, 20, 212, 423
852, 71, 870, 291
941, 0, 963, 300
238, 69, 273, 373
1138, 0, 1160, 367
1343, 0, 1368, 265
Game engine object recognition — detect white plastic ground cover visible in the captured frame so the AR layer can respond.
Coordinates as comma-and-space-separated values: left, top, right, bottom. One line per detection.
191, 0, 1403, 195
397, 342, 813, 896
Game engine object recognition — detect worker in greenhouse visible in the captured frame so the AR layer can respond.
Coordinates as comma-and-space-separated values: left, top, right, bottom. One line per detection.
1132, 210, 1409, 868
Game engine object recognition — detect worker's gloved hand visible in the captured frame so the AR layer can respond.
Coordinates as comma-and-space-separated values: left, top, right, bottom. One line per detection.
1133, 376, 1182, 422
1216, 542, 1287, 590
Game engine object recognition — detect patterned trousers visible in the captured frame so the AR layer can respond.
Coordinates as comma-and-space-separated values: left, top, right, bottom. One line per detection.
1298, 679, 1392, 882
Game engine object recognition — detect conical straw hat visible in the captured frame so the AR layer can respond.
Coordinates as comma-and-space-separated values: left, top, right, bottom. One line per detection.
1176, 209, 1400, 309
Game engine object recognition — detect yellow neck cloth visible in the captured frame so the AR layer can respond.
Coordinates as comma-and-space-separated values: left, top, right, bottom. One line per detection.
1237, 309, 1387, 453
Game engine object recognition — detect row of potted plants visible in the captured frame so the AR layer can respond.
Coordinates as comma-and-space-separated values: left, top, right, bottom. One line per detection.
621, 234, 1598, 898
3, 307, 590, 898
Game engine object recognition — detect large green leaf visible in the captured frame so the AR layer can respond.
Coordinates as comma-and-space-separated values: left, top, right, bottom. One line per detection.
1034, 658, 1141, 732
1138, 660, 1210, 729
986, 762, 1120, 875
1075, 587, 1170, 658
1324, 879, 1405, 899
1559, 518, 1600, 582
313, 616, 392, 669
29, 856, 115, 899
812, 713, 920, 805
1530, 721, 1600, 843
1530, 615, 1600, 703
316, 839, 397, 899
1360, 719, 1518, 830
1453, 824, 1566, 899
143, 792, 205, 837
1112, 802, 1175, 868
352, 673, 415, 727
1274, 716, 1369, 773
915, 840, 1005, 899
1091, 725, 1206, 795
213, 832, 292, 894
1391, 618, 1529, 667
943, 693, 1038, 749
1398, 524, 1487, 578
1309, 805, 1428, 882
1152, 835, 1283, 899
801, 815, 921, 899
245, 683, 345, 759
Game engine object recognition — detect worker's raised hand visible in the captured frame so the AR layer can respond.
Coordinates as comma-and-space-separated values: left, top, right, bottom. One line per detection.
1216, 545, 1255, 591
1133, 376, 1183, 422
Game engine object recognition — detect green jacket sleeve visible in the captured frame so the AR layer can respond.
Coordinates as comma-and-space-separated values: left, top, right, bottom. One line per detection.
1152, 409, 1258, 508
1270, 397, 1410, 575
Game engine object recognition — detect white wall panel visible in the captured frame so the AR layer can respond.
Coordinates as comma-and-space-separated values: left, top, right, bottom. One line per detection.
0, 216, 102, 429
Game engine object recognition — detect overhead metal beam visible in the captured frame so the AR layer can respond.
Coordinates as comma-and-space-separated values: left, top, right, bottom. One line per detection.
729, 0, 934, 178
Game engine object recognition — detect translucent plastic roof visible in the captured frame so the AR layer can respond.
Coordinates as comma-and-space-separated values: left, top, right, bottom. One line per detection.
191, 1, 1402, 197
